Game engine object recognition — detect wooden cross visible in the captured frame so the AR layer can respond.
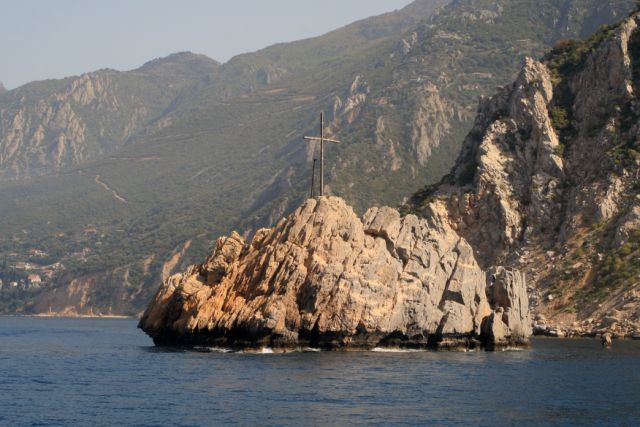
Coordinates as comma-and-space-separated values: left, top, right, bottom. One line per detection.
303, 112, 340, 197
310, 158, 317, 198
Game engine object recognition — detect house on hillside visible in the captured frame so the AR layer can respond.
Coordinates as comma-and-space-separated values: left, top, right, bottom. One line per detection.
83, 226, 98, 236
28, 249, 48, 258
41, 268, 55, 279
27, 274, 43, 288
42, 262, 65, 276
14, 262, 36, 271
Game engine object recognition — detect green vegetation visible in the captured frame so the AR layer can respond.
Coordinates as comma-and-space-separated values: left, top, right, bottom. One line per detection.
550, 106, 570, 132
0, 288, 38, 313
591, 229, 640, 299
543, 21, 627, 143
545, 24, 619, 84
607, 138, 640, 169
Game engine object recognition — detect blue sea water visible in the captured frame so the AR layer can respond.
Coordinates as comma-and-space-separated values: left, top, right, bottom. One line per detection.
0, 317, 639, 426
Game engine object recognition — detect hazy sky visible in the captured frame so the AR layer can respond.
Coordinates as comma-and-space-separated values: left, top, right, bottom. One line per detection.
1, 0, 414, 89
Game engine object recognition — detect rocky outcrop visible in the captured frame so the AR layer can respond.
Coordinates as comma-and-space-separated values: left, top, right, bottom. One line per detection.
329, 75, 370, 131
411, 12, 640, 337
0, 73, 123, 179
410, 82, 456, 166
484, 267, 532, 344
601, 332, 613, 347
139, 9, 640, 350
139, 196, 530, 350
441, 57, 565, 267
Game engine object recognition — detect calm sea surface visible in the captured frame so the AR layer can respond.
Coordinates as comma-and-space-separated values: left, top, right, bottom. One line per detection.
0, 317, 639, 427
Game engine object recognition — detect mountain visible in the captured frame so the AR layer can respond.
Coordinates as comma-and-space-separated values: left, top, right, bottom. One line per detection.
0, 52, 219, 180
140, 196, 531, 350
135, 52, 220, 87
0, 1, 450, 183
0, 0, 637, 315
0, 82, 6, 94
410, 7, 640, 336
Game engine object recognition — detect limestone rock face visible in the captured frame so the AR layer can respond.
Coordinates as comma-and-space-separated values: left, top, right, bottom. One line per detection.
614, 206, 640, 247
415, 13, 640, 336
444, 58, 564, 267
139, 196, 531, 350
0, 73, 115, 179
486, 267, 532, 341
410, 82, 456, 166
329, 75, 370, 132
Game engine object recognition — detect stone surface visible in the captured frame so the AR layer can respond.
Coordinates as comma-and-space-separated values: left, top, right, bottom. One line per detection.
139, 196, 531, 350
601, 332, 613, 347
486, 266, 532, 340
417, 13, 640, 336
444, 57, 564, 267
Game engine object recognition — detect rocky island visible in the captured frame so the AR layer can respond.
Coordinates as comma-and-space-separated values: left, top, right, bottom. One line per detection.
140, 196, 531, 350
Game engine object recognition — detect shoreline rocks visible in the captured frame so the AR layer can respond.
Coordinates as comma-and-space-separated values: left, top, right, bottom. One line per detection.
139, 197, 532, 351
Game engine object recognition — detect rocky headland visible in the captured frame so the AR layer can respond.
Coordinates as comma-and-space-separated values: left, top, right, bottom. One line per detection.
139, 196, 531, 351
412, 12, 640, 340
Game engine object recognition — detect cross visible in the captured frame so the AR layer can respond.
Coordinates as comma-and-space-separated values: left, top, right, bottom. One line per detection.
310, 158, 317, 198
303, 112, 340, 197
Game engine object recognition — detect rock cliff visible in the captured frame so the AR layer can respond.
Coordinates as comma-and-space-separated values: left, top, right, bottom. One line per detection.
140, 197, 530, 350
411, 11, 640, 338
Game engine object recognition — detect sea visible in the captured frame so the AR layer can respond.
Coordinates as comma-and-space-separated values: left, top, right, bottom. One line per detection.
0, 316, 639, 427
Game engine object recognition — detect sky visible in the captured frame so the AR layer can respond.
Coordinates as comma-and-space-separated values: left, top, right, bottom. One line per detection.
1, 0, 414, 90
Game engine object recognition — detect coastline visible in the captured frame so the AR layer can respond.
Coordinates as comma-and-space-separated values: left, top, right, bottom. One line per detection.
0, 313, 640, 342
533, 330, 640, 340
0, 313, 134, 319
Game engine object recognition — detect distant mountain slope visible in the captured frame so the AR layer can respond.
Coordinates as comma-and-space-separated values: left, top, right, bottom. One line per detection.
0, 0, 636, 315
0, 1, 449, 183
0, 52, 219, 180
135, 52, 220, 87
187, 0, 451, 101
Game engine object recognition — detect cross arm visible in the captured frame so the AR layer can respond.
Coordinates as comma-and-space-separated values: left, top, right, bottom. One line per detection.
303, 136, 341, 144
